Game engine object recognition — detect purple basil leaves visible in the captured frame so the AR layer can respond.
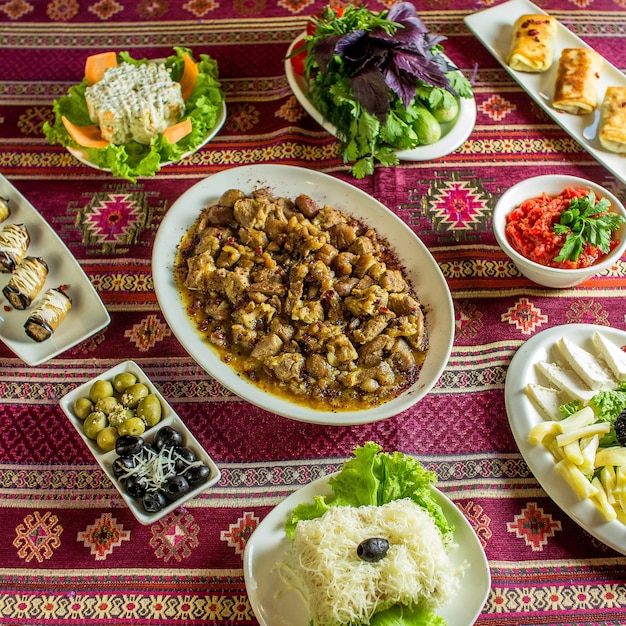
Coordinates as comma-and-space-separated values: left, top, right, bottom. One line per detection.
312, 1, 458, 119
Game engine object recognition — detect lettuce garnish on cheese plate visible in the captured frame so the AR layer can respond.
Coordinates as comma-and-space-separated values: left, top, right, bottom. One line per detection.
284, 442, 458, 626
44, 47, 224, 182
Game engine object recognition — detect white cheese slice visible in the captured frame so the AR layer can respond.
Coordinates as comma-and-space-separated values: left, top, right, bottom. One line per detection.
556, 336, 617, 391
535, 361, 596, 403
525, 382, 566, 421
592, 332, 626, 381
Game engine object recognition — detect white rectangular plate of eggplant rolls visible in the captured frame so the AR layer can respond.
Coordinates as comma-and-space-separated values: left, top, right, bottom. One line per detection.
0, 174, 110, 365
465, 0, 626, 185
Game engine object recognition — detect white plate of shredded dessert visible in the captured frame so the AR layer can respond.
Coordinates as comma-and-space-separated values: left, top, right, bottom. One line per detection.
243, 473, 491, 626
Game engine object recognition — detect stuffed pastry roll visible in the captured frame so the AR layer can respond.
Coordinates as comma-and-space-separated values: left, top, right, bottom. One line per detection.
24, 287, 72, 342
553, 48, 603, 115
598, 86, 626, 153
508, 14, 558, 72
0, 197, 9, 223
0, 223, 29, 272
2, 256, 48, 310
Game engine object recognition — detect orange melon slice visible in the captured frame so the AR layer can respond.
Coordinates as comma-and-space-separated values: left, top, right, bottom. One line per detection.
162, 119, 193, 144
84, 51, 118, 85
180, 52, 199, 101
62, 116, 109, 149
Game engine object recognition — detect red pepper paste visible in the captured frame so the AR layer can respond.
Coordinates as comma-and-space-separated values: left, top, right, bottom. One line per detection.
505, 186, 617, 269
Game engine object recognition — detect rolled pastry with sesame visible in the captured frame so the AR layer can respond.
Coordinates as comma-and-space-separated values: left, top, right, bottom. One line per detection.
553, 48, 603, 115
598, 86, 626, 153
2, 256, 48, 310
507, 14, 558, 72
0, 223, 30, 272
24, 287, 72, 342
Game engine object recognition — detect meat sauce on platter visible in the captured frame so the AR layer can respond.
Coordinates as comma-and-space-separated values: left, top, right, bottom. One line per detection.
174, 187, 429, 411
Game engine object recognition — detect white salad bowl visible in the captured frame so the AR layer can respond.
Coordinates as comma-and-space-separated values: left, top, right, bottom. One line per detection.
493, 174, 626, 288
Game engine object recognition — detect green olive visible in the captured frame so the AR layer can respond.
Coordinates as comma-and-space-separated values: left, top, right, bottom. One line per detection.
84, 411, 108, 439
108, 406, 134, 428
94, 396, 120, 415
121, 383, 150, 408
113, 372, 137, 394
117, 417, 146, 437
96, 426, 119, 452
73, 397, 94, 420
89, 379, 114, 403
136, 394, 162, 427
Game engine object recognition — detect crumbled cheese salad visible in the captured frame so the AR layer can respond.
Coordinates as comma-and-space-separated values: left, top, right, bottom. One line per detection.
43, 47, 224, 181
281, 443, 464, 626
85, 62, 185, 144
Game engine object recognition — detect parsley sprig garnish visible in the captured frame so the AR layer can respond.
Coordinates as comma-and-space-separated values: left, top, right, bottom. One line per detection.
553, 191, 625, 263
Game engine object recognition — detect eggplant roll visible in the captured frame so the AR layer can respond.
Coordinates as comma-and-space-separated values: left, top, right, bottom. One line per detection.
507, 14, 558, 72
24, 287, 72, 342
0, 197, 9, 223
599, 86, 626, 154
2, 256, 48, 310
0, 223, 29, 272
553, 48, 603, 115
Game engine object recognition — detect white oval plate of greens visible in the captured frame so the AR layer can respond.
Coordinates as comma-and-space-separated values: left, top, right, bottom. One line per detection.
285, 34, 476, 161
243, 473, 490, 626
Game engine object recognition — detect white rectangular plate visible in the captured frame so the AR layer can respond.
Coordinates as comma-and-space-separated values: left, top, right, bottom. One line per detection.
464, 0, 626, 185
59, 360, 221, 525
0, 174, 110, 365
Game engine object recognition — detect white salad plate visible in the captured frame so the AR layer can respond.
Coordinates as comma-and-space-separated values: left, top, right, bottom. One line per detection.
505, 323, 626, 555
285, 35, 477, 161
0, 174, 110, 366
152, 164, 454, 426
67, 101, 227, 172
465, 0, 626, 185
243, 473, 491, 626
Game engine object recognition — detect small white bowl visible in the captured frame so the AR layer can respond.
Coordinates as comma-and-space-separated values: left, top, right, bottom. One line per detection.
59, 360, 221, 525
493, 175, 626, 288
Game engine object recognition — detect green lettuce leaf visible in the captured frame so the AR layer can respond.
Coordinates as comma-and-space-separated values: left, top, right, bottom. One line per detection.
43, 47, 224, 182
369, 604, 446, 626
285, 442, 454, 543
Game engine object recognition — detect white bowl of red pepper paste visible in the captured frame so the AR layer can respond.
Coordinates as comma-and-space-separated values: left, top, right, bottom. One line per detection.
493, 175, 626, 288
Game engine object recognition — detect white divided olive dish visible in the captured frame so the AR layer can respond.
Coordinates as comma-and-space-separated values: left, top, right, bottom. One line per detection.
151, 164, 454, 426
0, 174, 110, 365
465, 0, 626, 185
59, 360, 221, 525
284, 35, 477, 161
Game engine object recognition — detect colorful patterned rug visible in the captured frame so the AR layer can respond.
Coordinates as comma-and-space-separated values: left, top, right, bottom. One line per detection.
1, 0, 626, 624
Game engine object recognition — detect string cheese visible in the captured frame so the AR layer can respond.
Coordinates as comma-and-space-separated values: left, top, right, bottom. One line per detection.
282, 499, 459, 626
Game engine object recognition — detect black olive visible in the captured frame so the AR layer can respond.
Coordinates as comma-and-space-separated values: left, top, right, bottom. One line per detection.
152, 426, 183, 452
162, 474, 190, 502
174, 446, 197, 472
143, 490, 167, 513
357, 537, 390, 562
115, 434, 145, 457
615, 409, 626, 446
112, 456, 136, 479
126, 474, 148, 498
185, 463, 211, 486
